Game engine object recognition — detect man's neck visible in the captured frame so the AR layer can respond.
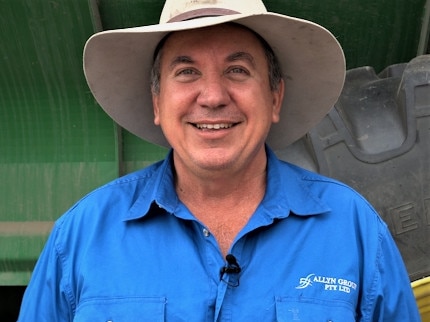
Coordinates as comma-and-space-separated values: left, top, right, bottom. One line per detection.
173, 152, 268, 257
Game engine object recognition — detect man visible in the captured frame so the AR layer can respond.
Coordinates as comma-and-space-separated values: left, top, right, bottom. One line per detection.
18, 0, 420, 321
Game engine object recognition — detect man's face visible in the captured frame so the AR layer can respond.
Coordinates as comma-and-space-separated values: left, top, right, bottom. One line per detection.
152, 23, 284, 175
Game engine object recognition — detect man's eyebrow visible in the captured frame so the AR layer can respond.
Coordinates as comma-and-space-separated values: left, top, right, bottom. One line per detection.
168, 52, 255, 70
169, 55, 194, 70
226, 51, 255, 67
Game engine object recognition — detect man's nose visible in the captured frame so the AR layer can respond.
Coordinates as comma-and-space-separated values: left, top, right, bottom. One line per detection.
196, 75, 231, 109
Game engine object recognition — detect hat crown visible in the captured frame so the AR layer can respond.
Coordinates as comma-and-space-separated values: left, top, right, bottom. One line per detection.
160, 0, 267, 23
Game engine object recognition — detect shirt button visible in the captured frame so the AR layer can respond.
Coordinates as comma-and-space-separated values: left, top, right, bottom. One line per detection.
203, 228, 210, 237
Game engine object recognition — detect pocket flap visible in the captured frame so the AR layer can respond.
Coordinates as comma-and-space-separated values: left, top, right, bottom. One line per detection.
275, 297, 356, 321
74, 297, 166, 321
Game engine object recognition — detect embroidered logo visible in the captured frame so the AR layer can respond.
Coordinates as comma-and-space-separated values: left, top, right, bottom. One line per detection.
296, 273, 357, 294
296, 273, 315, 289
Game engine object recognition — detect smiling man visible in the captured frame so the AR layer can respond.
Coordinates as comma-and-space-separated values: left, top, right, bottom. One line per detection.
153, 25, 282, 174
18, 0, 420, 321
151, 24, 284, 257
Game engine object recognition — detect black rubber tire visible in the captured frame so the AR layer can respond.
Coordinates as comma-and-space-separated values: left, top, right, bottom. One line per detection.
277, 55, 430, 281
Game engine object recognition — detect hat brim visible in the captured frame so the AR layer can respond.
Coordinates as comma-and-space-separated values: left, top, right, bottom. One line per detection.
83, 13, 345, 149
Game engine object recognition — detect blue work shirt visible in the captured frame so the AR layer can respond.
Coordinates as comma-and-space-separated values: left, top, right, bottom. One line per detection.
18, 148, 420, 321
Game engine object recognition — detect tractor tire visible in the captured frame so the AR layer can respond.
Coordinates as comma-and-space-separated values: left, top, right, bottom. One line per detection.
277, 55, 430, 281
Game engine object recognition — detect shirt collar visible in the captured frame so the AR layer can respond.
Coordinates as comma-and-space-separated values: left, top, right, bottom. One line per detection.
123, 150, 179, 221
123, 147, 331, 222
261, 147, 331, 219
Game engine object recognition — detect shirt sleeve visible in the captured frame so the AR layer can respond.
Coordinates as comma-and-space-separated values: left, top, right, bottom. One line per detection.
17, 221, 75, 321
363, 223, 421, 321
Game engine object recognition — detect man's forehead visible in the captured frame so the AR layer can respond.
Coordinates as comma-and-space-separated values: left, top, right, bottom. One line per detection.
160, 24, 265, 60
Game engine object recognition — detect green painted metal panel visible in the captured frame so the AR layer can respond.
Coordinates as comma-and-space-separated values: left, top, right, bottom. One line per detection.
265, 0, 427, 71
122, 132, 168, 174
0, 0, 119, 285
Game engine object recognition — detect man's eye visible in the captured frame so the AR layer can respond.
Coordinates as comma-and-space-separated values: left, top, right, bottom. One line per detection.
229, 67, 247, 74
177, 68, 196, 75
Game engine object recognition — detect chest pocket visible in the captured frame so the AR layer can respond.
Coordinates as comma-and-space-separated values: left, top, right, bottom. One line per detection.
73, 297, 166, 322
275, 297, 356, 322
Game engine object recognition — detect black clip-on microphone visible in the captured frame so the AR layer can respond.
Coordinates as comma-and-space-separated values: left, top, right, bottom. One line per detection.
220, 254, 241, 287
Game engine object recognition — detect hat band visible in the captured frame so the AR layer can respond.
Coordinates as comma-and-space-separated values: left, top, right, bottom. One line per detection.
167, 8, 240, 22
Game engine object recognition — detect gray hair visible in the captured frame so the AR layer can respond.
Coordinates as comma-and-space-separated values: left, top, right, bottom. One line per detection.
150, 25, 283, 95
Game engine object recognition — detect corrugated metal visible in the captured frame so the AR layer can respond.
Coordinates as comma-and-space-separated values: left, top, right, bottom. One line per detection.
0, 0, 119, 285
265, 0, 428, 71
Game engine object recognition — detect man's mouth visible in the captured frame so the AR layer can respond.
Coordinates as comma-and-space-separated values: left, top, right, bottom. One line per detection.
194, 123, 235, 130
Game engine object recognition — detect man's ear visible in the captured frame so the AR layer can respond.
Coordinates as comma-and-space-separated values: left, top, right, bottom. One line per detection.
152, 93, 160, 125
271, 79, 284, 124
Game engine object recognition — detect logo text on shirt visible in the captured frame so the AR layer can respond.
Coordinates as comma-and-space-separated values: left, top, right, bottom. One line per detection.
296, 273, 357, 294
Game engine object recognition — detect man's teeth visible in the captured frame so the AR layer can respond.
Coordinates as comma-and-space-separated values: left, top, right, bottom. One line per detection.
195, 123, 233, 130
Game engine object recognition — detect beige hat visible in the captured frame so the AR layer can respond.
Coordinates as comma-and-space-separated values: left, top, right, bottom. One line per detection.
83, 0, 345, 149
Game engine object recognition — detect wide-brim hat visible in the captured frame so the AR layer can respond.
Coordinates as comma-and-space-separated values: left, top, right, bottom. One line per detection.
83, 0, 345, 149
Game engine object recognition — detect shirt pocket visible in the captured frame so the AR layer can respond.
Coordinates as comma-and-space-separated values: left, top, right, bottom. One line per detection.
275, 297, 356, 322
74, 296, 166, 322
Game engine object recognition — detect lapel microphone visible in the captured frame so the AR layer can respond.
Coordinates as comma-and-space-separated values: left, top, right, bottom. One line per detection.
220, 254, 242, 287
